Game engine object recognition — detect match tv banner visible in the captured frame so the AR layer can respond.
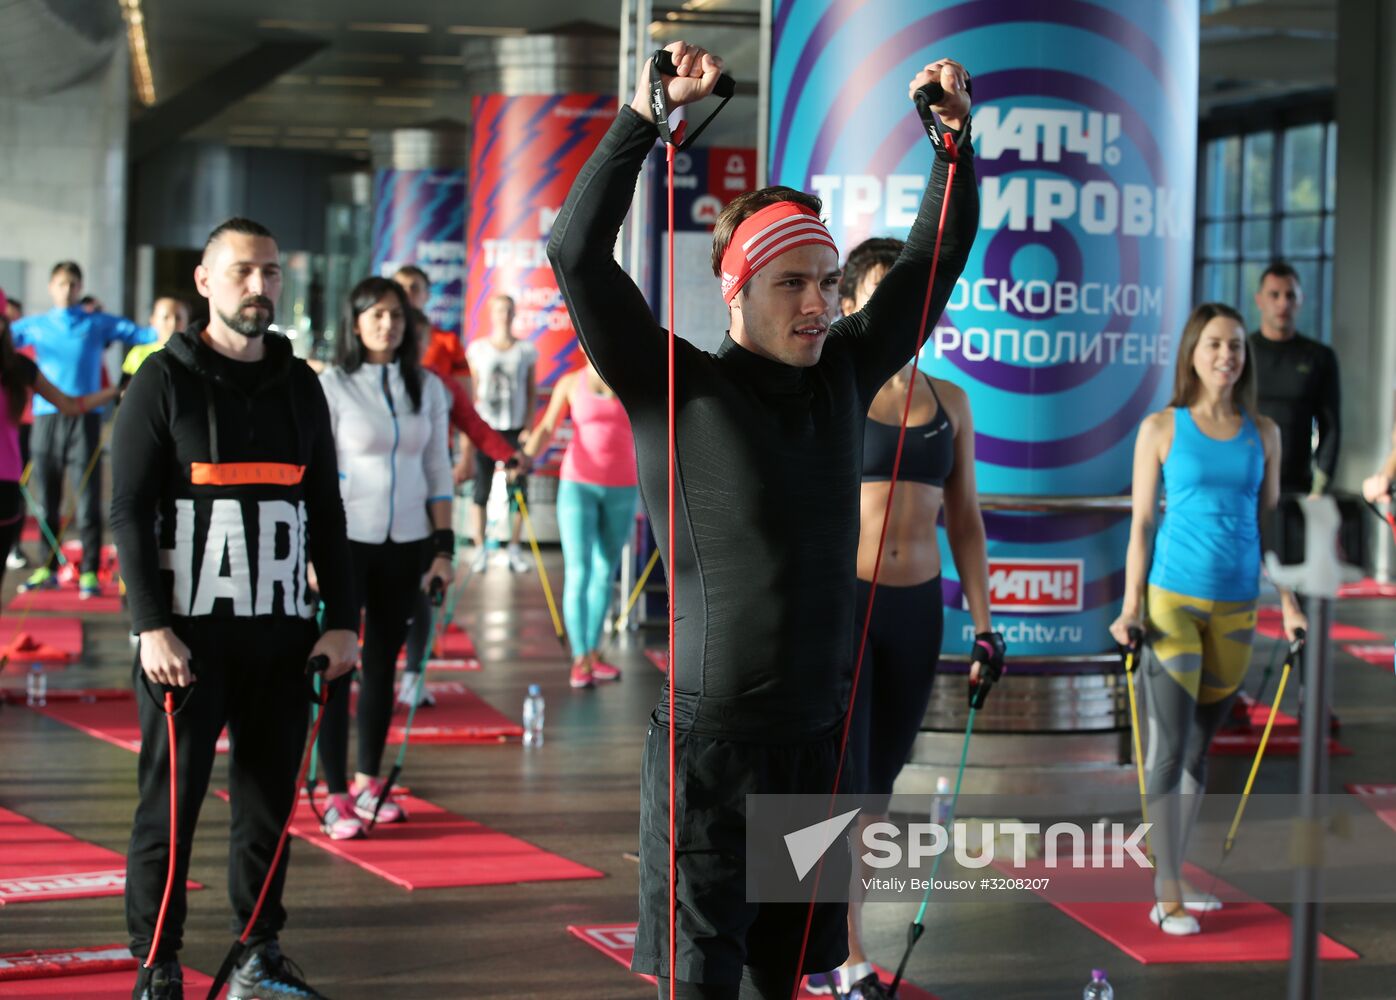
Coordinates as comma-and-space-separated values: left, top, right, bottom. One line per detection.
769, 0, 1198, 653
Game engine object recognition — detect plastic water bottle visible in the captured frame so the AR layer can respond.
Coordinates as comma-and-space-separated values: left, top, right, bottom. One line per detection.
1083, 969, 1114, 1000
522, 684, 544, 747
26, 663, 46, 707
930, 775, 952, 827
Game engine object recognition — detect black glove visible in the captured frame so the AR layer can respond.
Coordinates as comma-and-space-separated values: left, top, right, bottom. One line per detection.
968, 630, 1006, 709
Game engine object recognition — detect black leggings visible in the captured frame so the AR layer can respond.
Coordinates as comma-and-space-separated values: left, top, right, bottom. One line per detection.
845, 577, 944, 809
0, 481, 21, 591
317, 539, 425, 793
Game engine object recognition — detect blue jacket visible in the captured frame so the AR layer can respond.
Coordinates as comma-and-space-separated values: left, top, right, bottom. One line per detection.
12, 307, 155, 415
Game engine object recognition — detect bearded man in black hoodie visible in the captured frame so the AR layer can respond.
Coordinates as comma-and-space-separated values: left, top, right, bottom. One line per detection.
112, 218, 359, 1000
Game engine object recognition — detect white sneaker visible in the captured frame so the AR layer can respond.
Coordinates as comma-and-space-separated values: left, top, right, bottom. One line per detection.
1149, 902, 1201, 935
396, 675, 436, 708
468, 547, 489, 574
507, 544, 532, 573
6, 549, 28, 570
1181, 886, 1222, 912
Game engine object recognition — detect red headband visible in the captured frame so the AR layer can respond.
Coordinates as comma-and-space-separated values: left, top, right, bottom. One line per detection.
719, 201, 839, 304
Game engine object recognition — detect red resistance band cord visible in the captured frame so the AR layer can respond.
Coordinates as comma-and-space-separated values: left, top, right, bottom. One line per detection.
145, 692, 179, 970
787, 135, 960, 998
666, 136, 680, 1000
238, 685, 331, 946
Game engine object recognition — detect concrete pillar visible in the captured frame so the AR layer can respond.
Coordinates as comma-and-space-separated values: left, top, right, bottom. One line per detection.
0, 45, 129, 312
369, 126, 469, 336
1332, 0, 1396, 575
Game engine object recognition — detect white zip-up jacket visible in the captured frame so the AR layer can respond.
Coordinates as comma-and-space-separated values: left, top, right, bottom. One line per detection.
319, 362, 452, 544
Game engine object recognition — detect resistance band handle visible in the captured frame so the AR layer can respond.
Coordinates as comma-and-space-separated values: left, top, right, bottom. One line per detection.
887, 920, 925, 997
648, 48, 735, 152
428, 576, 446, 608
651, 48, 735, 98
912, 75, 971, 156
306, 654, 330, 676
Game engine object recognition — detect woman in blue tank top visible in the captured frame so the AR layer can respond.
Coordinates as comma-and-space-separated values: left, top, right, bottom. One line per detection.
1110, 302, 1305, 937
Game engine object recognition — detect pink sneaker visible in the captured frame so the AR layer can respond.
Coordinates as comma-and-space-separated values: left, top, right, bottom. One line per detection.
354, 777, 404, 825
590, 658, 621, 682
321, 794, 364, 840
570, 661, 594, 689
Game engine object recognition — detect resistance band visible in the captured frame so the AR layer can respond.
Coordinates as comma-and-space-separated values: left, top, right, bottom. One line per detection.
368, 578, 447, 831
206, 655, 332, 1000
514, 488, 567, 650
1122, 627, 1151, 860
133, 677, 196, 992
789, 77, 981, 1000
1197, 629, 1306, 932
598, 549, 661, 661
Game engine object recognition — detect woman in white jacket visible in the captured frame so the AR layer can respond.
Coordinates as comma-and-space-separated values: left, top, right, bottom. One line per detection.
316, 276, 454, 840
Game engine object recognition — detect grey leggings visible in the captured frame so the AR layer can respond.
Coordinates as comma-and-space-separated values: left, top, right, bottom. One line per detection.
1142, 648, 1238, 895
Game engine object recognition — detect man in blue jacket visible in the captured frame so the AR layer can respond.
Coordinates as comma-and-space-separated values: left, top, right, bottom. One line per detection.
12, 261, 154, 597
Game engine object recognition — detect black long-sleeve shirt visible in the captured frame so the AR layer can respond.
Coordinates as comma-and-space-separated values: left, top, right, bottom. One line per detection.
549, 107, 978, 742
1248, 331, 1341, 493
110, 329, 357, 637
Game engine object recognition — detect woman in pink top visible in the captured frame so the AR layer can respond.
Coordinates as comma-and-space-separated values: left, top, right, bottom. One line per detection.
524, 360, 638, 688
0, 288, 121, 589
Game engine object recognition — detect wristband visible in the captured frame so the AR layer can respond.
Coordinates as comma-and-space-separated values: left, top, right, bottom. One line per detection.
431, 528, 455, 560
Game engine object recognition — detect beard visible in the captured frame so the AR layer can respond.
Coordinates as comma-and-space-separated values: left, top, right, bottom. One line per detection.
217, 296, 274, 338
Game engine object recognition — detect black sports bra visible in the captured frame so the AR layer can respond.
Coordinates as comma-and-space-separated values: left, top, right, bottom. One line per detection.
862, 374, 954, 487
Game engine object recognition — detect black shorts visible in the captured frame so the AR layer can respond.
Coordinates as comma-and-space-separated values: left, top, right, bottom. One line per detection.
472, 427, 525, 506
633, 723, 849, 985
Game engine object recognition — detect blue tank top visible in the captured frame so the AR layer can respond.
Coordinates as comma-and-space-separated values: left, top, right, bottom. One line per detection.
1149, 408, 1264, 601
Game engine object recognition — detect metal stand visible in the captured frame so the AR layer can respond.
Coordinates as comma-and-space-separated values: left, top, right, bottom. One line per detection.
1287, 595, 1334, 1000
1264, 498, 1359, 1000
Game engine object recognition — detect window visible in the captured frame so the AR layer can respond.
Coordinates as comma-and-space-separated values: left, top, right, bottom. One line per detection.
1196, 119, 1336, 341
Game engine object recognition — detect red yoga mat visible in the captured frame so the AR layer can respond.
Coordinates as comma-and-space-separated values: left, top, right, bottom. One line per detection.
993, 855, 1357, 964
34, 697, 229, 755
0, 807, 201, 905
644, 649, 667, 672
0, 944, 134, 982
1210, 698, 1352, 757
1340, 642, 1395, 670
0, 688, 130, 707
280, 793, 603, 890
0, 963, 213, 997
566, 924, 941, 999
1255, 607, 1382, 643
1337, 577, 1396, 599
1347, 783, 1396, 835
395, 623, 481, 670
7, 587, 123, 615
370, 682, 522, 744
0, 619, 81, 668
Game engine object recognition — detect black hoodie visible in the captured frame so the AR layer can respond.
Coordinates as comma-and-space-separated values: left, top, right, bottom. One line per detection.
111, 328, 356, 636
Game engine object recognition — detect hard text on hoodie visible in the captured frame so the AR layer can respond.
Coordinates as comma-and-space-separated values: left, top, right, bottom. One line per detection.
318, 363, 453, 545
110, 329, 356, 635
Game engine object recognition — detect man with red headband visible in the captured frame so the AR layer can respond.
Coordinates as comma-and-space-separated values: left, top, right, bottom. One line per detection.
549, 41, 978, 1000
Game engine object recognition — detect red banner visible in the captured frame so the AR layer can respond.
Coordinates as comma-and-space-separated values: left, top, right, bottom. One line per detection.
464, 93, 615, 393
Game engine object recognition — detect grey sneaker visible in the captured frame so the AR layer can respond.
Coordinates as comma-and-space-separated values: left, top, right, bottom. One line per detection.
227, 941, 330, 1000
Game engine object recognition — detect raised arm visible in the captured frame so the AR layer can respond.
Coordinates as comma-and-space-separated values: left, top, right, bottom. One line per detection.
834, 61, 979, 396
94, 311, 157, 347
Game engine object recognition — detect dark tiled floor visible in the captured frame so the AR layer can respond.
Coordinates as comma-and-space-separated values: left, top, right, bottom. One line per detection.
2, 557, 1394, 999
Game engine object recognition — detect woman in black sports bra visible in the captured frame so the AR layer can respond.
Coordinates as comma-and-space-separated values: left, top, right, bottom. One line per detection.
828, 238, 993, 999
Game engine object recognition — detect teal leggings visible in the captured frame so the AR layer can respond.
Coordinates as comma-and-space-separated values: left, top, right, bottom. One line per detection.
557, 478, 638, 659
